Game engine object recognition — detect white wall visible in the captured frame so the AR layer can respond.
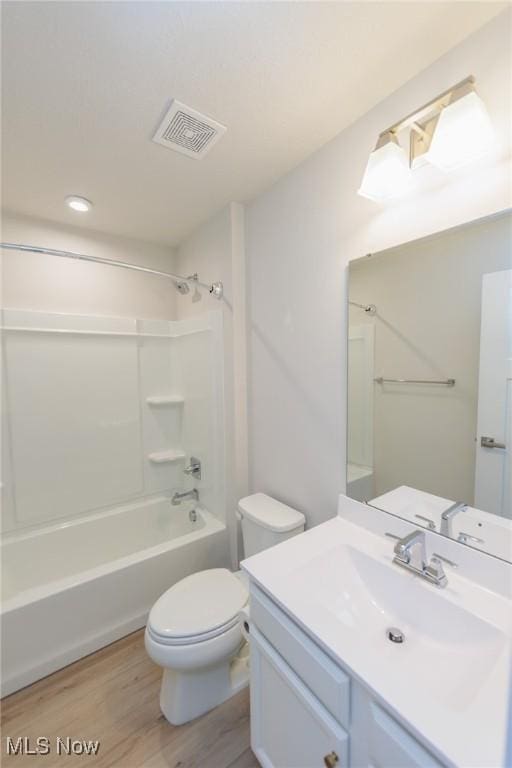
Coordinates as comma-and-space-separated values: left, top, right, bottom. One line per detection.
1, 211, 177, 319
247, 11, 512, 528
175, 204, 248, 564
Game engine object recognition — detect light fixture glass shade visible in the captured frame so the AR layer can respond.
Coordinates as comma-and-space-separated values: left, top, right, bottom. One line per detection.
426, 91, 494, 171
358, 135, 412, 202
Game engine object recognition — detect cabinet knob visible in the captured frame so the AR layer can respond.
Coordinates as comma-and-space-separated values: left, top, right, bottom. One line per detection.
324, 752, 339, 768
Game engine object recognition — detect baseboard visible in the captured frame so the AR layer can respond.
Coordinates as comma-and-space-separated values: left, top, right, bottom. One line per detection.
1, 612, 147, 697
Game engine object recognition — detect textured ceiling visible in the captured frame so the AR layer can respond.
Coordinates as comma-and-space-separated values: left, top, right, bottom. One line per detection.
1, 1, 505, 246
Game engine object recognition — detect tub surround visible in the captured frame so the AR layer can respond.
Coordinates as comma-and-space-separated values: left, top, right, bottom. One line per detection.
1, 308, 225, 533
242, 495, 512, 768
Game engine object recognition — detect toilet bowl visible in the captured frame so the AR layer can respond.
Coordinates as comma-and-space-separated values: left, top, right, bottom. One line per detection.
145, 493, 305, 724
145, 568, 249, 725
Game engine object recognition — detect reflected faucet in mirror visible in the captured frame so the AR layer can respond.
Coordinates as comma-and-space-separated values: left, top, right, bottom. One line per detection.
439, 501, 467, 537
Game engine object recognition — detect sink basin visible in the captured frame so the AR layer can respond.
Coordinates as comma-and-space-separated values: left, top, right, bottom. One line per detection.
293, 544, 506, 710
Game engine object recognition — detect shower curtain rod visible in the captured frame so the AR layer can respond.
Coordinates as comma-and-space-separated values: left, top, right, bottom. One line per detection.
349, 300, 376, 314
0, 242, 224, 299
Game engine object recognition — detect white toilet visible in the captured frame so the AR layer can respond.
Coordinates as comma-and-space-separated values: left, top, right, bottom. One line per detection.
145, 493, 305, 725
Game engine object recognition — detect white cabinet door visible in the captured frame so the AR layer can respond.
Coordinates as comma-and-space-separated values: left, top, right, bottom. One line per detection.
250, 626, 349, 768
350, 684, 444, 768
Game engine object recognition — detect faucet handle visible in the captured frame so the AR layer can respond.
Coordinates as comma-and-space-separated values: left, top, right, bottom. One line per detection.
414, 514, 436, 530
432, 552, 458, 568
386, 532, 458, 569
424, 556, 447, 587
184, 457, 201, 480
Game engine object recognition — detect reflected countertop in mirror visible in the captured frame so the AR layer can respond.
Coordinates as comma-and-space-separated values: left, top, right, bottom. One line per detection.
347, 210, 512, 562
371, 485, 512, 562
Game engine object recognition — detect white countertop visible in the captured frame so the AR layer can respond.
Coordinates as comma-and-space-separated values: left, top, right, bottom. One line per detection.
242, 515, 512, 768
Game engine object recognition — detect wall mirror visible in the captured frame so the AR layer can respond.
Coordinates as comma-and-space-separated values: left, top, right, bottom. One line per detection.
347, 210, 511, 562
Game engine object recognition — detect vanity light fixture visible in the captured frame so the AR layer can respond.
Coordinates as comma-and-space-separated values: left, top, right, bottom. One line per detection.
358, 132, 412, 202
425, 88, 495, 171
65, 195, 93, 212
358, 76, 494, 202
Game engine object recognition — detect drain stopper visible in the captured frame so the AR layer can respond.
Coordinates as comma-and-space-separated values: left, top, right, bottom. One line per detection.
387, 627, 405, 643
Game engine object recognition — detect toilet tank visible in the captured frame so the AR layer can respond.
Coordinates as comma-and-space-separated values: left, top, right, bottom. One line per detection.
238, 493, 305, 558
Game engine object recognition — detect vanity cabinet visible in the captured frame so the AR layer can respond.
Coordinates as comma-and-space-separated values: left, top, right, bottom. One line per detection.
250, 584, 445, 768
251, 626, 349, 768
349, 685, 444, 768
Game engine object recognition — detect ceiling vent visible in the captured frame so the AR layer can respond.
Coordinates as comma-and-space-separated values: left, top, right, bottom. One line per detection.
152, 99, 227, 159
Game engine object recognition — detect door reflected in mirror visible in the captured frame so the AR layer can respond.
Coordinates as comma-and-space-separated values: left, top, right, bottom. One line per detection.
347, 210, 512, 562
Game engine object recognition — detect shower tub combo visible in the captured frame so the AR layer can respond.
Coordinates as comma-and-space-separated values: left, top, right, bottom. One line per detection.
0, 247, 228, 696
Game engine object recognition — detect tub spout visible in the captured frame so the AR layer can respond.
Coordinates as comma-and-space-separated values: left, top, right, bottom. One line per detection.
171, 489, 199, 506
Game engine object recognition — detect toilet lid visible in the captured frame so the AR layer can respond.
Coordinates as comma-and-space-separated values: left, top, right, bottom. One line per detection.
148, 569, 249, 641
238, 493, 305, 532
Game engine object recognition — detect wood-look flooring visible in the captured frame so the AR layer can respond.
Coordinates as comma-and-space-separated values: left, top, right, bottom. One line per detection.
1, 629, 259, 768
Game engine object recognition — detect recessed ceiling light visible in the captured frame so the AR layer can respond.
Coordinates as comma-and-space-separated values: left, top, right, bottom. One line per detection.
65, 195, 93, 212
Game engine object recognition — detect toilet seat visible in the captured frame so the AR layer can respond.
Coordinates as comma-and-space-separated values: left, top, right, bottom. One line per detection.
147, 568, 248, 647
146, 615, 240, 646
145, 616, 244, 672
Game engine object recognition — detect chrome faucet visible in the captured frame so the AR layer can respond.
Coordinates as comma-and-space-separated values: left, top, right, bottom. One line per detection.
393, 530, 427, 570
183, 456, 201, 480
440, 501, 467, 537
172, 488, 199, 506
390, 529, 448, 587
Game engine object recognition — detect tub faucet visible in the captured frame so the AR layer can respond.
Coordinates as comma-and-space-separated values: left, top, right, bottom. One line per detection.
440, 501, 467, 537
172, 488, 199, 506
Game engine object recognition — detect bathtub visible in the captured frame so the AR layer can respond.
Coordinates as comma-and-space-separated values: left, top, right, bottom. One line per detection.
0, 496, 228, 696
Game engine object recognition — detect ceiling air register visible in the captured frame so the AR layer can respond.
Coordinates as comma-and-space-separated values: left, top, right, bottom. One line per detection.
152, 99, 227, 159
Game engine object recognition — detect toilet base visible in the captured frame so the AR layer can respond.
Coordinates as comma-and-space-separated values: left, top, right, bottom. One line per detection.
159, 641, 250, 725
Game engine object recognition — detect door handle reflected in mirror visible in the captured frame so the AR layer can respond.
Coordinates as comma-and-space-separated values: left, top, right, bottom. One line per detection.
481, 436, 506, 449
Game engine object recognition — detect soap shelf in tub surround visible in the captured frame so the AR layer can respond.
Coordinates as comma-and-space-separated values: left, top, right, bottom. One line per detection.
146, 395, 184, 406
148, 450, 186, 464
